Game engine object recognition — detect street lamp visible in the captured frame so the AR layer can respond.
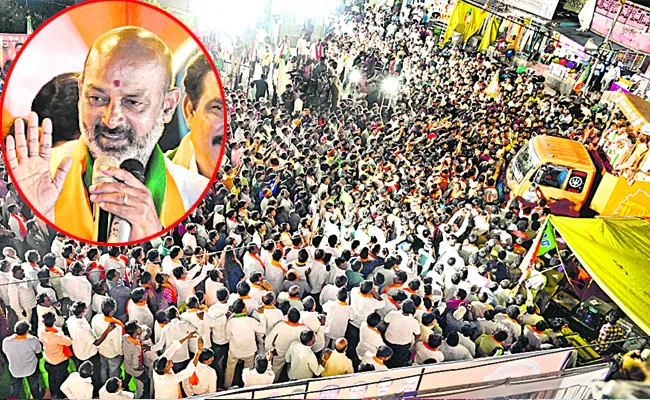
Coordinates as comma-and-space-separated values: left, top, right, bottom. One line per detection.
380, 76, 400, 112
381, 76, 400, 95
349, 69, 362, 84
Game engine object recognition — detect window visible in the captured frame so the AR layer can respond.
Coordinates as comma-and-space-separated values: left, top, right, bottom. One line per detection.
533, 164, 569, 189
512, 142, 540, 184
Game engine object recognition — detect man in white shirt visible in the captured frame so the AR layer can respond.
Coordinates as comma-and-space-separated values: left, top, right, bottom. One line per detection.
322, 288, 354, 348
285, 330, 325, 380
248, 272, 269, 305
300, 297, 326, 355
204, 270, 225, 307
98, 377, 133, 399
475, 309, 500, 336
7, 265, 37, 322
264, 307, 308, 381
50, 233, 65, 257
161, 246, 184, 276
152, 307, 194, 371
208, 287, 230, 389
126, 287, 154, 330
307, 250, 328, 304
376, 290, 406, 318
414, 334, 445, 365
61, 360, 94, 400
243, 354, 275, 387
518, 304, 545, 327
61, 262, 92, 308
103, 247, 127, 282
320, 275, 347, 306
0, 260, 13, 307
439, 332, 474, 361
383, 299, 421, 368
356, 312, 385, 367
264, 249, 287, 294
225, 299, 266, 388
228, 281, 261, 316
68, 301, 116, 397
361, 345, 392, 371
182, 348, 217, 396
494, 306, 523, 345
91, 298, 125, 382
171, 263, 212, 307
182, 223, 198, 250
152, 333, 201, 400
36, 293, 64, 330
181, 295, 225, 352
349, 281, 385, 365
21, 250, 41, 291
242, 244, 265, 278
251, 292, 284, 355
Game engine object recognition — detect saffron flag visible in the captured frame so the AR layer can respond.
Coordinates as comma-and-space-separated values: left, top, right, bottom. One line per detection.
485, 73, 499, 98
573, 61, 591, 93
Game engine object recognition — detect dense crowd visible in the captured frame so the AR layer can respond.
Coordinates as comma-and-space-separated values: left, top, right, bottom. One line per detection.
0, 2, 643, 399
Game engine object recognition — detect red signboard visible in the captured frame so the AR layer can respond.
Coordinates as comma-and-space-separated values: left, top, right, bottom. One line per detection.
590, 0, 650, 54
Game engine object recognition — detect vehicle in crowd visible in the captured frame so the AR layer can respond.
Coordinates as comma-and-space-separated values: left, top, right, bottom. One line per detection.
506, 135, 650, 217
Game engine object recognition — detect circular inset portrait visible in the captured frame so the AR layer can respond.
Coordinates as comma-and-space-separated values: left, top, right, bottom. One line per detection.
1, 0, 226, 244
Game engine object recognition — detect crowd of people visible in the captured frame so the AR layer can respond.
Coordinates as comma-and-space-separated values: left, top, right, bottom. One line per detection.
0, 1, 644, 399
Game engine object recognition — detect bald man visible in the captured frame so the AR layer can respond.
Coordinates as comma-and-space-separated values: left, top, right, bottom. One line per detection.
321, 338, 354, 377
167, 52, 225, 178
6, 27, 208, 241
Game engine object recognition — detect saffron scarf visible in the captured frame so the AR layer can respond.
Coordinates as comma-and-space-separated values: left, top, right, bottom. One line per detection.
104, 316, 126, 335
125, 335, 143, 364
9, 213, 27, 238
160, 283, 178, 305
50, 141, 184, 241
87, 261, 105, 281
44, 327, 74, 358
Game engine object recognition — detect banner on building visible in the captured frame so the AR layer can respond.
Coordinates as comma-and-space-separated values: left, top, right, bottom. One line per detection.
442, 1, 489, 43
0, 34, 29, 71
564, 0, 588, 13
498, 0, 560, 20
590, 0, 650, 54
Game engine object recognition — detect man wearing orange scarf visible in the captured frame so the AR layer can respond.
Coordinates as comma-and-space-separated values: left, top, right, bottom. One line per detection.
123, 321, 150, 399
2, 321, 44, 399
39, 311, 73, 399
91, 298, 125, 383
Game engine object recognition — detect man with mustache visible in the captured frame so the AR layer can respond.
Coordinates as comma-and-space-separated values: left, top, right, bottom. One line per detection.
167, 52, 225, 178
6, 27, 208, 241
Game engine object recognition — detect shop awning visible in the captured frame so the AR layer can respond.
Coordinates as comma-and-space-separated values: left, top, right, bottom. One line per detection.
549, 216, 650, 334
615, 93, 650, 128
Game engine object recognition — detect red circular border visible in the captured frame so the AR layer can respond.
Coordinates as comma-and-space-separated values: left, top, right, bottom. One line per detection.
0, 0, 228, 246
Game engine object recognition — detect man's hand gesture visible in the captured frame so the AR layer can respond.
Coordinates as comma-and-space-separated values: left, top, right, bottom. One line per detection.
5, 113, 72, 219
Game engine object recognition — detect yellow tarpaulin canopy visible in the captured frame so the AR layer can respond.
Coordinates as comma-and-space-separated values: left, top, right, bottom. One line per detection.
549, 216, 650, 334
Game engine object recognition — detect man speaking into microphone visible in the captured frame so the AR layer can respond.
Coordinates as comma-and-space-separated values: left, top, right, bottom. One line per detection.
5, 26, 210, 242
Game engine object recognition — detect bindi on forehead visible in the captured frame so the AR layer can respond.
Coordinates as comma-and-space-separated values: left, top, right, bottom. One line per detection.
113, 80, 121, 87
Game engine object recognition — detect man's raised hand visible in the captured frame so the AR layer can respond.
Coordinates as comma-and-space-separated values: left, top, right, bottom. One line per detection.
5, 112, 72, 219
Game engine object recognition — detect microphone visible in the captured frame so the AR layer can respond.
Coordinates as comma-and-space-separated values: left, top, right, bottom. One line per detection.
92, 156, 119, 242
107, 159, 146, 243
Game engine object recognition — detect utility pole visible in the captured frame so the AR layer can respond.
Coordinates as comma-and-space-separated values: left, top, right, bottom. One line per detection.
583, 0, 625, 96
